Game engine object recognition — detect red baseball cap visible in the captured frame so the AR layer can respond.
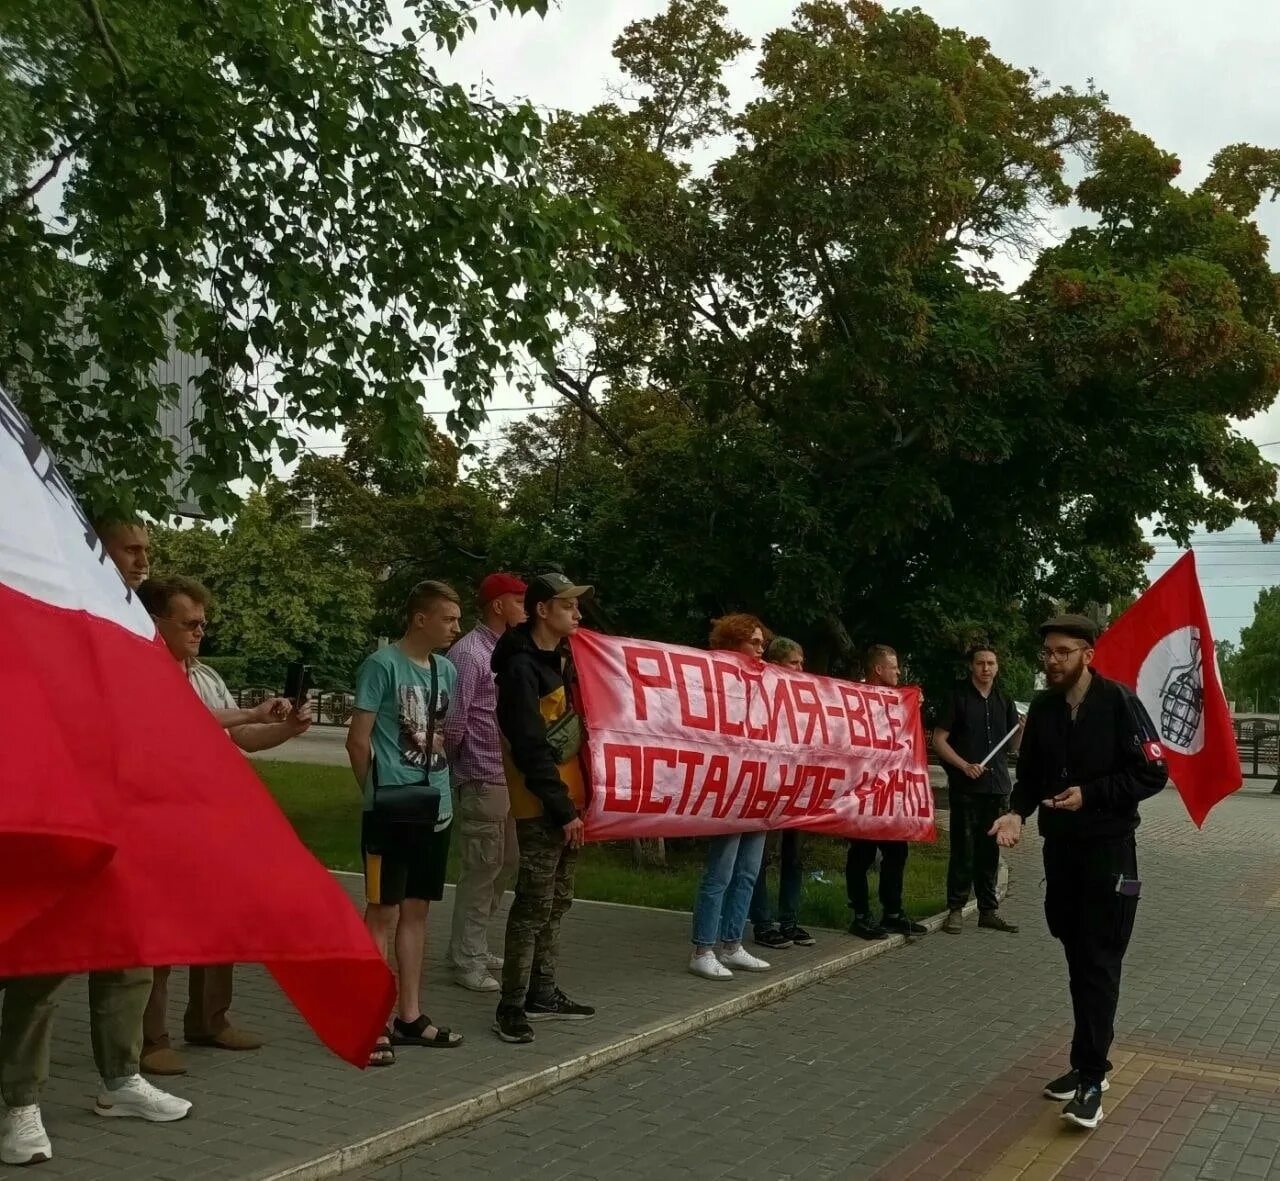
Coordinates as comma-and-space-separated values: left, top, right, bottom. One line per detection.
479, 572, 528, 604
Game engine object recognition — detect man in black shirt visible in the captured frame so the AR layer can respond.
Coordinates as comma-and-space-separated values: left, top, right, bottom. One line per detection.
933, 646, 1022, 935
990, 615, 1167, 1131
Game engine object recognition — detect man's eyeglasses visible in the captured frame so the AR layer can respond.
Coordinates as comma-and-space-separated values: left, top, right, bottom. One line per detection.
1039, 644, 1087, 663
156, 616, 207, 634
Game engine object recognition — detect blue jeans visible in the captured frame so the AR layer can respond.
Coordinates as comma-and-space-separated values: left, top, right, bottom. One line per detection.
691, 832, 766, 947
750, 829, 803, 933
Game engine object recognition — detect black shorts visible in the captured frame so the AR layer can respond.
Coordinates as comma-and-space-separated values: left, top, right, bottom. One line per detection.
361, 811, 453, 906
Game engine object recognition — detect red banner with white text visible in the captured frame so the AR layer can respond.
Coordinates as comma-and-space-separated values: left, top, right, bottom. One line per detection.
571, 630, 935, 842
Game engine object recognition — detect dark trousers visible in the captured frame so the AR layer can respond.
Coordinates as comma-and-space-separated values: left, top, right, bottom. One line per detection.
500, 817, 578, 1011
946, 792, 1007, 912
749, 829, 803, 933
845, 839, 907, 917
144, 964, 235, 1049
1043, 837, 1139, 1085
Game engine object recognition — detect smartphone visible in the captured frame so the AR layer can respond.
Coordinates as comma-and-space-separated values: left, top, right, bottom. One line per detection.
1115, 875, 1142, 898
283, 661, 312, 710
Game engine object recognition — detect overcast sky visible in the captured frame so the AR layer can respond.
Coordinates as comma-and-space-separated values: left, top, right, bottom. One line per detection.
402, 1, 1280, 649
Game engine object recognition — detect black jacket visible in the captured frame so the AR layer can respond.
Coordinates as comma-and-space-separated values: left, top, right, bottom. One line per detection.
491, 623, 577, 827
1010, 672, 1168, 844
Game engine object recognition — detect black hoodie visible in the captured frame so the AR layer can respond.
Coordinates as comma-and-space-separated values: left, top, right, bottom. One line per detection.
491, 623, 585, 828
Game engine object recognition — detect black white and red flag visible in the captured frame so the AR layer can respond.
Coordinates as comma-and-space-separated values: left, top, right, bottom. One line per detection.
1093, 552, 1241, 826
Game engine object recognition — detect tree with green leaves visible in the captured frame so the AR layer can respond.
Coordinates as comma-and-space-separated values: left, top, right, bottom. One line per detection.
1, 0, 602, 519
281, 406, 504, 635
1224, 593, 1280, 713
150, 492, 375, 687
487, 0, 1280, 695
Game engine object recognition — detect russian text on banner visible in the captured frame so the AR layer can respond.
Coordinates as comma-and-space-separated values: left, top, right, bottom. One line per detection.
0, 386, 393, 1068
572, 630, 935, 841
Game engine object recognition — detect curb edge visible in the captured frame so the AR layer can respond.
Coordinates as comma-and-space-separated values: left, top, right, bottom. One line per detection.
261, 865, 1010, 1180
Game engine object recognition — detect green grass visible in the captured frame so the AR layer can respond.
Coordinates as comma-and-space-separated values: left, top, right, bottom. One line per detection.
257, 760, 950, 928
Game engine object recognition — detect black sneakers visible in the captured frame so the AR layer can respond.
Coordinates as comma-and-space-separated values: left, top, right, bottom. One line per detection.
1061, 1083, 1105, 1129
753, 928, 794, 951
1044, 1071, 1110, 1101
492, 1007, 534, 1044
978, 911, 1020, 933
780, 925, 816, 947
849, 914, 888, 940
882, 912, 927, 936
525, 989, 596, 1021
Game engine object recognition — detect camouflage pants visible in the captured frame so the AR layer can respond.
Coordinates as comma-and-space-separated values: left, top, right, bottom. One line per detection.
499, 817, 578, 1011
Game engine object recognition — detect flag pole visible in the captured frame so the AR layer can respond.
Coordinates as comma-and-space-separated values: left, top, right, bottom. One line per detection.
979, 723, 1021, 769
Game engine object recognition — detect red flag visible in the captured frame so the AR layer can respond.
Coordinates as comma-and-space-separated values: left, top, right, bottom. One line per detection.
0, 388, 393, 1066
1093, 551, 1240, 827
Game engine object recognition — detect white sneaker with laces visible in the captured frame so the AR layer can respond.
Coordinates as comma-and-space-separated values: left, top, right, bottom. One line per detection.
718, 945, 771, 972
485, 954, 504, 972
1, 1105, 52, 1166
94, 1075, 192, 1122
455, 969, 501, 992
688, 951, 734, 980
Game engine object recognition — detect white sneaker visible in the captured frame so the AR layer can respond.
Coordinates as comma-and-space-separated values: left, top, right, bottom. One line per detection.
718, 945, 771, 972
485, 954, 504, 972
455, 969, 501, 992
688, 951, 734, 980
1, 1106, 51, 1166
94, 1076, 192, 1122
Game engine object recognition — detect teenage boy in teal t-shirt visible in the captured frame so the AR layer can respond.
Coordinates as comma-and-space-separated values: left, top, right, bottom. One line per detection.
348, 580, 464, 1062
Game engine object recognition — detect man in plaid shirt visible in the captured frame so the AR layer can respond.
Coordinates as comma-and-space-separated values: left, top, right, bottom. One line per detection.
444, 573, 528, 991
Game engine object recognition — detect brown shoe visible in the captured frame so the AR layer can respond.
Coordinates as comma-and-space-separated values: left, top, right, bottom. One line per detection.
140, 1045, 188, 1076
186, 1026, 264, 1051
942, 909, 964, 935
978, 911, 1019, 933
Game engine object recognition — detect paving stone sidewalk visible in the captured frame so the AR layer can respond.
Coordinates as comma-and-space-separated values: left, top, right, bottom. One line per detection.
356, 785, 1280, 1181
20, 856, 949, 1180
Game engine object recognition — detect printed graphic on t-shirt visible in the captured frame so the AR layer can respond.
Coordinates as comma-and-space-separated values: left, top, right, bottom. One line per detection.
397, 685, 450, 772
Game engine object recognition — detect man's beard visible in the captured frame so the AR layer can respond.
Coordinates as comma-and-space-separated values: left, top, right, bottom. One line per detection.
1047, 664, 1085, 692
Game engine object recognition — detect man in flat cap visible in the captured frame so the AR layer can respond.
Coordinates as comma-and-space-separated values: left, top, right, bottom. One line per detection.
990, 614, 1167, 1130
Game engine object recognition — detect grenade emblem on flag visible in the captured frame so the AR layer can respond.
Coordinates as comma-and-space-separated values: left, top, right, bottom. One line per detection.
1158, 627, 1203, 749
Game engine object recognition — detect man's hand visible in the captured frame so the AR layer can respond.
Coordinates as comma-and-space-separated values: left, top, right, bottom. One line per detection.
432, 731, 445, 755
1045, 786, 1083, 812
562, 817, 585, 849
251, 696, 291, 724
988, 813, 1023, 848
284, 700, 314, 736
963, 762, 986, 780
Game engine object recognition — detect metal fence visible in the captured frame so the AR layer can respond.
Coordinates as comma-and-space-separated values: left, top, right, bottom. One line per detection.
232, 687, 354, 727
1233, 719, 1280, 792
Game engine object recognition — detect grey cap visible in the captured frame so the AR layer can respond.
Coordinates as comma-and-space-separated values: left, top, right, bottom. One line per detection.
1039, 613, 1098, 645
525, 571, 593, 613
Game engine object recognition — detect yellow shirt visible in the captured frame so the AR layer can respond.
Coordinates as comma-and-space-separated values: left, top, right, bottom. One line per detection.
503, 683, 586, 820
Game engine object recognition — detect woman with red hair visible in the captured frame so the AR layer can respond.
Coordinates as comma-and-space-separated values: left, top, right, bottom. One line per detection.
688, 614, 773, 980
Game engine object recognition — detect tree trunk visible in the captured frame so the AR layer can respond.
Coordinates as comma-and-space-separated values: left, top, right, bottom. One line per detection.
632, 838, 666, 867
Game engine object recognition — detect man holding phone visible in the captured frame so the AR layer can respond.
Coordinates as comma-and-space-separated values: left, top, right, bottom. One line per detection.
137, 575, 314, 1077
990, 615, 1167, 1130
